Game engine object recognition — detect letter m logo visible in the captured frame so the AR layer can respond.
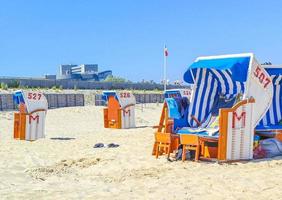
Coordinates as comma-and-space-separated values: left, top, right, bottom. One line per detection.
29, 114, 39, 124
232, 111, 246, 128
123, 110, 131, 117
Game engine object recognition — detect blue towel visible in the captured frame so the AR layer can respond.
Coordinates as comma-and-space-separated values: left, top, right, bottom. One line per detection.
166, 98, 181, 119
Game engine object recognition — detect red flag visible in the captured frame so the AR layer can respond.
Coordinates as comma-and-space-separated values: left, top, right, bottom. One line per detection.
164, 46, 168, 57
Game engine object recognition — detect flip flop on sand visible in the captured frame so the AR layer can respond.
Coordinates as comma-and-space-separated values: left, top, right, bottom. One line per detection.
93, 143, 105, 148
107, 143, 120, 148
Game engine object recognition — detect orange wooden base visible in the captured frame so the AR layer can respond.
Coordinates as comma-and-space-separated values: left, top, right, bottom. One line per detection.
103, 108, 122, 129
275, 132, 282, 141
152, 133, 219, 160
103, 108, 109, 128
14, 113, 26, 140
152, 133, 179, 156
199, 137, 218, 159
203, 146, 218, 158
276, 135, 282, 141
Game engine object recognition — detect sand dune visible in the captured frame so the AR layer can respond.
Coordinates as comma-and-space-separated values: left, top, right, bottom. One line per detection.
0, 104, 282, 200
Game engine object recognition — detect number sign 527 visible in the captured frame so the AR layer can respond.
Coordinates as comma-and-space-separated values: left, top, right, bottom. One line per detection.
253, 66, 271, 88
27, 92, 42, 101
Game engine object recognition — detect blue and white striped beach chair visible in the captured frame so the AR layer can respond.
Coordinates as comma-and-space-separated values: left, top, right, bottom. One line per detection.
256, 66, 282, 135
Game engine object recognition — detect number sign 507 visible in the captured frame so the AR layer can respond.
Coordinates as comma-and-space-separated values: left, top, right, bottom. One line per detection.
253, 66, 271, 88
27, 92, 42, 101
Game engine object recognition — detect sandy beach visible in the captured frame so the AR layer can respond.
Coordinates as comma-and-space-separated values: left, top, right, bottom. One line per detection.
0, 104, 282, 200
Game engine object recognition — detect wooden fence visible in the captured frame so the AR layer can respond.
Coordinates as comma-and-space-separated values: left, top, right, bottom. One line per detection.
0, 94, 84, 111
0, 93, 163, 110
94, 93, 164, 106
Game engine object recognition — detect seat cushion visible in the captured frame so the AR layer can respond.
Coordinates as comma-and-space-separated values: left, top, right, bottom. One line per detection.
256, 124, 282, 131
177, 127, 219, 138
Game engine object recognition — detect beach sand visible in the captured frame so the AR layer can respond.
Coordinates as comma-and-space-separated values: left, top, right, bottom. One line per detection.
0, 104, 282, 200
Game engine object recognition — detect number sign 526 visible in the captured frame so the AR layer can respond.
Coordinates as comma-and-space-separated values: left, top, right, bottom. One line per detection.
27, 92, 42, 101
120, 92, 131, 98
253, 66, 271, 88
183, 90, 191, 96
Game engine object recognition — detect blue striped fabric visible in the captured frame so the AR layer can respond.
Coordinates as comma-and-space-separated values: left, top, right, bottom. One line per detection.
187, 68, 245, 127
258, 75, 282, 126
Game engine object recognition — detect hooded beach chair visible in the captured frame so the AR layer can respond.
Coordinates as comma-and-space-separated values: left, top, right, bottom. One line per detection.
103, 91, 136, 129
153, 53, 274, 162
255, 66, 282, 140
13, 90, 48, 141
181, 53, 275, 161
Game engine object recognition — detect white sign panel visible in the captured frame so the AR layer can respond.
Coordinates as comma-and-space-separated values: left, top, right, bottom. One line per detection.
116, 91, 136, 109
245, 58, 273, 126
115, 91, 136, 129
25, 111, 46, 141
226, 103, 254, 160
22, 91, 48, 113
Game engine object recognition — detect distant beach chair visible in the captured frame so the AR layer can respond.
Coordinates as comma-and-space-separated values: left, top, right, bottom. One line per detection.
13, 90, 48, 141
102, 91, 136, 129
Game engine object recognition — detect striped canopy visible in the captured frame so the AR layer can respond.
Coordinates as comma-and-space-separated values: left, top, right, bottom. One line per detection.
184, 55, 251, 128
258, 67, 282, 127
184, 56, 250, 83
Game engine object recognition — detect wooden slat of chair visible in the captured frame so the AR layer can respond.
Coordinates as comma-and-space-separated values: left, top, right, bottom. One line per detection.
154, 102, 173, 133
152, 101, 175, 156
157, 103, 167, 132
155, 132, 172, 159
180, 134, 200, 162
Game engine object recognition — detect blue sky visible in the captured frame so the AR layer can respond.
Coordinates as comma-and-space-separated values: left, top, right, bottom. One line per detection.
0, 1, 282, 82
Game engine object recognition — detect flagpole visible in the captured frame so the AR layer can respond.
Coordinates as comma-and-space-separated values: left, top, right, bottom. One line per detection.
164, 45, 167, 91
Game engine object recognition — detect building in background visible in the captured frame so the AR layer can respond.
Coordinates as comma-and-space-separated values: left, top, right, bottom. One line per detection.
98, 70, 113, 80
57, 64, 112, 81
44, 74, 57, 80
71, 64, 98, 74
59, 64, 78, 76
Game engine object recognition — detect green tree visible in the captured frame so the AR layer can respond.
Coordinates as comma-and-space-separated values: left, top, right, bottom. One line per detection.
0, 82, 8, 90
103, 75, 127, 83
8, 80, 20, 88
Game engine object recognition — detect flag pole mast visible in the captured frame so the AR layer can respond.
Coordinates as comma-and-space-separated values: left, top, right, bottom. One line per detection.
164, 44, 167, 91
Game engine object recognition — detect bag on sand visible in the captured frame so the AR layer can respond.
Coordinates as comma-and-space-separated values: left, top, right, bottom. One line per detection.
253, 146, 267, 159
257, 138, 282, 158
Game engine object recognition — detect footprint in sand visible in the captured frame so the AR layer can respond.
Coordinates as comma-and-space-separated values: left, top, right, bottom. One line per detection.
26, 157, 102, 180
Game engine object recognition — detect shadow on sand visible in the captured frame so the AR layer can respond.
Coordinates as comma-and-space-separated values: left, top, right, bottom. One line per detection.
134, 125, 151, 129
50, 137, 76, 141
